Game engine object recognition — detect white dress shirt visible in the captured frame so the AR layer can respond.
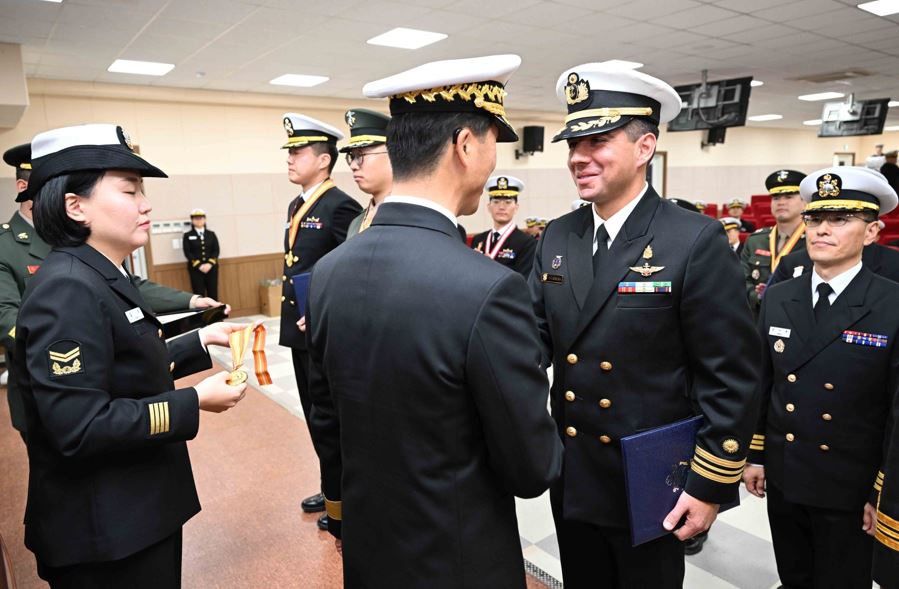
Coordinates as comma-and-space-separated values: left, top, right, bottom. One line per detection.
591, 182, 649, 254
383, 196, 458, 227
810, 261, 863, 306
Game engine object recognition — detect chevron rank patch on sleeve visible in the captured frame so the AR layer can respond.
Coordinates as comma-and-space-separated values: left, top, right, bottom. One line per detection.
47, 339, 84, 377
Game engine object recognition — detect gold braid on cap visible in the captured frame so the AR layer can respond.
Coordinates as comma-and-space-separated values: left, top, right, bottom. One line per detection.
397, 83, 508, 117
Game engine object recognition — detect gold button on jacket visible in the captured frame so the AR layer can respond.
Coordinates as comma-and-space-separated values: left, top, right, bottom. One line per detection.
787, 374, 797, 383
786, 433, 795, 442
600, 361, 612, 372
564, 391, 575, 402
599, 399, 612, 409
566, 426, 577, 437
567, 353, 578, 365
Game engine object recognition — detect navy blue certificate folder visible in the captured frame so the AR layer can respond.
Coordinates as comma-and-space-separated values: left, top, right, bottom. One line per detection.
620, 415, 739, 546
292, 272, 312, 315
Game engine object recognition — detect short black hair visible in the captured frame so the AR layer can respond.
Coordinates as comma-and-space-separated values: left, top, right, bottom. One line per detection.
623, 118, 660, 141
387, 112, 493, 181
310, 142, 338, 174
16, 168, 30, 183
32, 171, 105, 248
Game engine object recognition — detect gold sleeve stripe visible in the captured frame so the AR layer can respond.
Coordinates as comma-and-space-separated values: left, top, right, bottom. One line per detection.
752, 434, 765, 440
749, 444, 765, 451
690, 461, 742, 484
148, 402, 170, 436
876, 528, 899, 552
878, 508, 899, 531
325, 498, 342, 521
8, 326, 14, 338
694, 446, 746, 470
875, 480, 883, 492
876, 522, 899, 544
693, 455, 745, 477
877, 471, 885, 482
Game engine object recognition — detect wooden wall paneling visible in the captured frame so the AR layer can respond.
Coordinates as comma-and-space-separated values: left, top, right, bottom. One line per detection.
149, 253, 283, 317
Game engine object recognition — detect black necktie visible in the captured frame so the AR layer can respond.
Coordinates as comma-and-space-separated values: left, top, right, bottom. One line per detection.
491, 231, 501, 245
814, 282, 833, 322
593, 224, 609, 275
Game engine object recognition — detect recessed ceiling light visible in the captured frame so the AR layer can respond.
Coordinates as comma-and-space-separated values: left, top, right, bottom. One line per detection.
747, 114, 783, 122
889, 100, 899, 107
803, 119, 823, 126
858, 0, 899, 17
885, 125, 899, 131
367, 27, 447, 50
798, 91, 845, 101
750, 80, 764, 87
108, 59, 174, 76
269, 74, 329, 87
598, 60, 644, 70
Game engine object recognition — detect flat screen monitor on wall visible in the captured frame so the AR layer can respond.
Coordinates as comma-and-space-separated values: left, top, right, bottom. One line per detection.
818, 97, 890, 137
667, 76, 753, 133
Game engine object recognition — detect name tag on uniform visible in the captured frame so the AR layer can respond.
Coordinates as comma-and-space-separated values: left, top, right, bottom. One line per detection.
125, 307, 145, 324
188, 235, 198, 240
792, 265, 804, 277
541, 273, 564, 284
769, 326, 791, 338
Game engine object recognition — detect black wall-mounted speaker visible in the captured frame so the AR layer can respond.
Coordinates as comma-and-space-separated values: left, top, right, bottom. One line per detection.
522, 126, 544, 153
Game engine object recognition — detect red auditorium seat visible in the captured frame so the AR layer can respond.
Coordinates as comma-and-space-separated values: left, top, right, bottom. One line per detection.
757, 216, 775, 228
739, 231, 750, 243
704, 203, 718, 218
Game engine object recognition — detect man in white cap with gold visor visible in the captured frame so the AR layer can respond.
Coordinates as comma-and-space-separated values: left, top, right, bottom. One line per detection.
529, 63, 760, 588
278, 112, 362, 531
470, 175, 536, 277
746, 166, 899, 589
305, 54, 562, 589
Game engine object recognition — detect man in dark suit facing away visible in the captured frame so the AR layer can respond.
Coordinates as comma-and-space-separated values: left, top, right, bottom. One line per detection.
305, 54, 562, 589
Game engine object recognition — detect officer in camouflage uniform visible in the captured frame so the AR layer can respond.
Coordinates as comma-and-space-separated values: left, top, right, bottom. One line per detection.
740, 170, 807, 314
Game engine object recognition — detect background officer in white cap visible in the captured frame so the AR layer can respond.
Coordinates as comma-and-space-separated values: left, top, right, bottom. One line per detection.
529, 62, 760, 588
720, 216, 743, 257
278, 112, 362, 530
744, 166, 899, 589
470, 175, 536, 277
182, 208, 219, 299
305, 54, 561, 588
725, 198, 755, 232
339, 108, 393, 238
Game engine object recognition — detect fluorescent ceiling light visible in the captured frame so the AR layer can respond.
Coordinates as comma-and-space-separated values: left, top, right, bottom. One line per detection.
750, 80, 764, 87
889, 100, 899, 107
269, 74, 329, 87
747, 114, 783, 122
803, 119, 823, 126
38, 0, 63, 3
598, 60, 644, 70
367, 27, 447, 50
858, 0, 899, 17
884, 125, 899, 131
108, 59, 174, 76
798, 91, 845, 101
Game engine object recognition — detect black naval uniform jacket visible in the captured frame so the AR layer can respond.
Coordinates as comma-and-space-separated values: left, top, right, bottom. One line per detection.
306, 203, 562, 588
12, 244, 212, 567
875, 394, 899, 588
749, 268, 899, 510
182, 227, 219, 269
470, 226, 537, 278
279, 184, 361, 349
529, 188, 761, 527
768, 243, 899, 287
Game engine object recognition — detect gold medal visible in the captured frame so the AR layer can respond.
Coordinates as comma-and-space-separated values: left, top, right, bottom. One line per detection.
774, 339, 785, 353
228, 369, 248, 385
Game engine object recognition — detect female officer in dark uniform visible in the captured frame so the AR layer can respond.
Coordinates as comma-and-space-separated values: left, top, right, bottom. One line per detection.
12, 124, 249, 589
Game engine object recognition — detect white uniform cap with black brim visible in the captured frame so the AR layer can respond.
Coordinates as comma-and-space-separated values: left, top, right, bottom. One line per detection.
800, 166, 898, 216
553, 63, 681, 143
281, 113, 344, 149
363, 54, 522, 143
26, 124, 166, 200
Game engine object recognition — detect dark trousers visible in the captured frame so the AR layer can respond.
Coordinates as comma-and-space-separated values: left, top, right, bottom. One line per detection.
187, 265, 218, 300
290, 347, 311, 422
37, 530, 182, 589
767, 483, 873, 589
551, 486, 685, 589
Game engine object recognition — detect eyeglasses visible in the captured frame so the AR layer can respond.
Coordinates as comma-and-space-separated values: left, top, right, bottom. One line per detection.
345, 151, 388, 166
802, 213, 874, 228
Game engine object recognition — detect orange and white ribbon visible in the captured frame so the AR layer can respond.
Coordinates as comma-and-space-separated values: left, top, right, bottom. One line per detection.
228, 325, 272, 386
